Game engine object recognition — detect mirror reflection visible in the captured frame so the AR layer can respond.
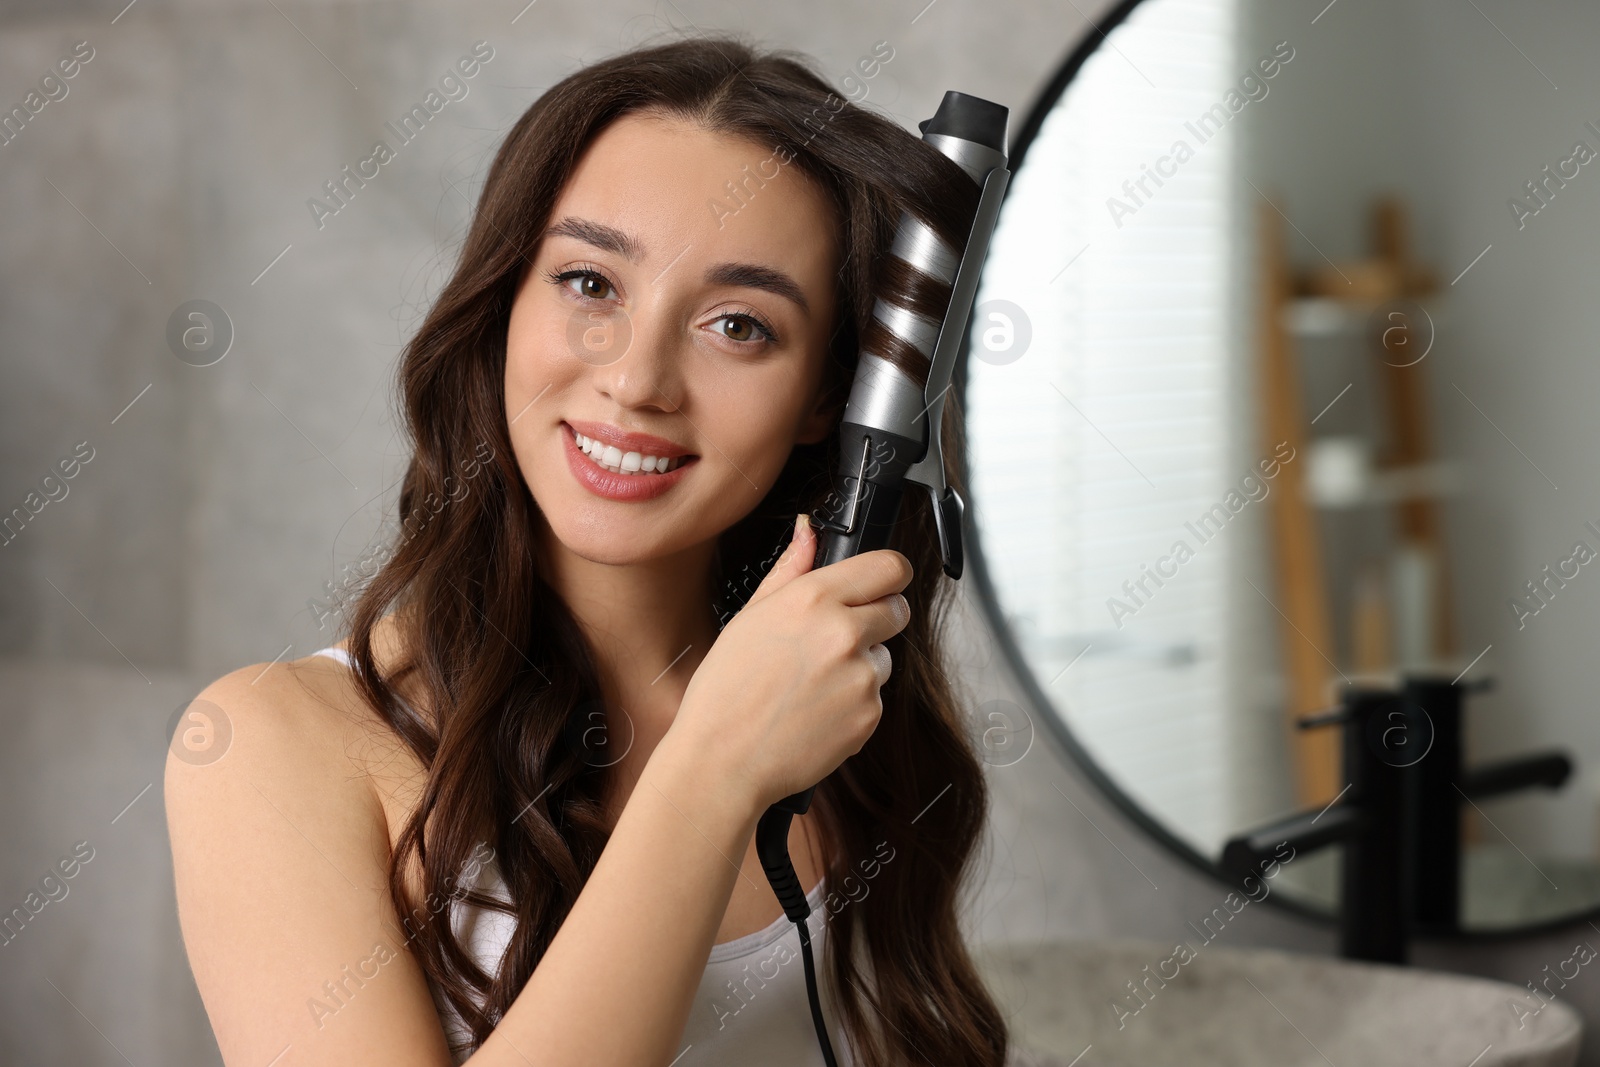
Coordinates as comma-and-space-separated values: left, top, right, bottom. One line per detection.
965, 0, 1600, 933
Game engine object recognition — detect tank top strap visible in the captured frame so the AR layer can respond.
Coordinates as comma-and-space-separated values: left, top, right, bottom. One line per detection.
309, 645, 355, 668
310, 644, 431, 724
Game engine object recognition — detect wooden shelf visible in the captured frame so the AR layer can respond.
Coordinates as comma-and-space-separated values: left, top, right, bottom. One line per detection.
1305, 454, 1466, 509
1283, 295, 1448, 339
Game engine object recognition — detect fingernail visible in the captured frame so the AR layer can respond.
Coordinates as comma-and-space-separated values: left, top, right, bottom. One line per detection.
777, 514, 804, 562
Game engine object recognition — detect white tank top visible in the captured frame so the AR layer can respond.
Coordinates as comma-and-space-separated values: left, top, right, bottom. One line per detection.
309, 645, 853, 1066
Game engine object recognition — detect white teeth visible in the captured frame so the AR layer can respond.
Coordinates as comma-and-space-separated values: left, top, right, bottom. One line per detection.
571, 427, 685, 475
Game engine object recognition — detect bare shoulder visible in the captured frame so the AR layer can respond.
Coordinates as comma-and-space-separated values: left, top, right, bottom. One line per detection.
165, 613, 431, 847
169, 642, 380, 797
163, 616, 452, 1065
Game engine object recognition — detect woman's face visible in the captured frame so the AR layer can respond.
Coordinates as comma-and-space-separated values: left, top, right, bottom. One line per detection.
505, 109, 842, 566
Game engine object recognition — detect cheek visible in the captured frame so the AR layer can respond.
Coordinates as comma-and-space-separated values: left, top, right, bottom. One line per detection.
695, 369, 810, 487
504, 298, 589, 441
502, 299, 576, 493
506, 297, 566, 382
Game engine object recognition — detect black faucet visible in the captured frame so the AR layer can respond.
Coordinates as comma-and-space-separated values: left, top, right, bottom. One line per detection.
1404, 676, 1572, 934
1220, 676, 1573, 963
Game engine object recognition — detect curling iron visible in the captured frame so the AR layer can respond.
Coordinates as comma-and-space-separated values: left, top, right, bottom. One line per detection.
754, 89, 1011, 1067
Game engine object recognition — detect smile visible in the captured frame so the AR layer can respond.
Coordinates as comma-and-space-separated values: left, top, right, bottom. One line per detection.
560, 421, 698, 502
569, 425, 688, 475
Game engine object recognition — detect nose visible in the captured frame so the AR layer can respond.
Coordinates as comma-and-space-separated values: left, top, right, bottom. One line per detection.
583, 300, 685, 413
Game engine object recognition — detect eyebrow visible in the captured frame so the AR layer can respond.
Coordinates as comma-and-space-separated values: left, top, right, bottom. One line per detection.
543, 216, 644, 263
542, 215, 811, 316
704, 262, 810, 316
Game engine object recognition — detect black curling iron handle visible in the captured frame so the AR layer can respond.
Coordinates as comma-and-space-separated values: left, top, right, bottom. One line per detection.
761, 531, 837, 828
760, 789, 815, 924
766, 468, 910, 826
773, 783, 817, 816
757, 510, 870, 919
817, 464, 909, 566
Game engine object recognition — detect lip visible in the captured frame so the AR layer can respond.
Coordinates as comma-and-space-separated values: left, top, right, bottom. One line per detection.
564, 419, 694, 460
561, 421, 698, 502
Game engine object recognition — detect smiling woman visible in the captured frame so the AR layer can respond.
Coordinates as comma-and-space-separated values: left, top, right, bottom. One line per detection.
167, 31, 1015, 1067
507, 108, 843, 565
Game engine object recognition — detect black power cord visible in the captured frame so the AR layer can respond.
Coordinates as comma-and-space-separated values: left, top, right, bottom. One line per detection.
756, 802, 839, 1067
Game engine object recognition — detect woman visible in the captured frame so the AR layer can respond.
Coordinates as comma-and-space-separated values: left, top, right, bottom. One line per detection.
167, 33, 1020, 1067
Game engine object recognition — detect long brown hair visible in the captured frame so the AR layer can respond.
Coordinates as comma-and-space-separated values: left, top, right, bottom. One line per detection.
342, 31, 1008, 1067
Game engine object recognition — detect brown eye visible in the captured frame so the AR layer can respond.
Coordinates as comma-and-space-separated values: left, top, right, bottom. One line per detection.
545, 267, 618, 302
711, 312, 776, 347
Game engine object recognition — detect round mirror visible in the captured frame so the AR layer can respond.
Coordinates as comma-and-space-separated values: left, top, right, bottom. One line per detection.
963, 0, 1600, 935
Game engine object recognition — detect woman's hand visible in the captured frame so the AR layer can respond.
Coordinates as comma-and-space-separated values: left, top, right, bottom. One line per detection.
665, 514, 913, 812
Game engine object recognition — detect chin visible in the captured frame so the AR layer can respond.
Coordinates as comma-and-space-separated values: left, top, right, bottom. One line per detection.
549, 510, 681, 565
531, 478, 715, 563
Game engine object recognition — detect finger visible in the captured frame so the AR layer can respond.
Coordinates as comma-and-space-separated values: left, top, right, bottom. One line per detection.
849, 592, 911, 649
865, 642, 892, 688
746, 513, 817, 607
812, 548, 913, 608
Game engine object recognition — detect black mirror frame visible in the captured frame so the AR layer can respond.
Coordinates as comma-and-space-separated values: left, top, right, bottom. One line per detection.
953, 0, 1600, 943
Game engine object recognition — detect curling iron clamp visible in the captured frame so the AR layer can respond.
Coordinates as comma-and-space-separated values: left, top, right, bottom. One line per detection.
755, 89, 1011, 1067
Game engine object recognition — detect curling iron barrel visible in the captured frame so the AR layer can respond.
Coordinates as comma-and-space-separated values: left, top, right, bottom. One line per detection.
769, 92, 1010, 828
812, 91, 1011, 581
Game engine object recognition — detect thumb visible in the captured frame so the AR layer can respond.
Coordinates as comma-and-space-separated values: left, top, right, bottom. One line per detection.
746, 513, 816, 607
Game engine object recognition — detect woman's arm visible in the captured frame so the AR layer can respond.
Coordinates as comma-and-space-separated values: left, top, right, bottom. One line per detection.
166, 664, 458, 1065
166, 663, 762, 1067
472, 730, 762, 1066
